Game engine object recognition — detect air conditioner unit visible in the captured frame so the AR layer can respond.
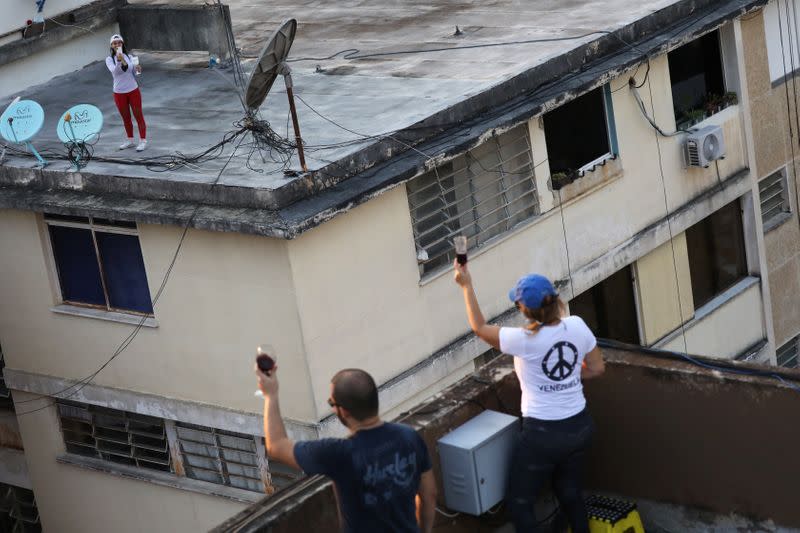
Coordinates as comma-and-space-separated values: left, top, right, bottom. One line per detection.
684, 125, 726, 168
437, 410, 519, 515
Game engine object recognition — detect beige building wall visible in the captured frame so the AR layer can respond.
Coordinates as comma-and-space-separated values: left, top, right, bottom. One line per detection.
0, 23, 117, 99
287, 49, 754, 416
12, 391, 246, 533
740, 9, 800, 350
658, 280, 764, 358
634, 234, 694, 345
0, 209, 315, 422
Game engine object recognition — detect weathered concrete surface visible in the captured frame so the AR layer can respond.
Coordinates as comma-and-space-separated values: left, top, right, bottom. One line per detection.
118, 4, 232, 59
0, 0, 769, 237
211, 345, 800, 531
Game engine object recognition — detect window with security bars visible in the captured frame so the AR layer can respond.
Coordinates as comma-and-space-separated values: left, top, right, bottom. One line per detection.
57, 400, 172, 472
759, 168, 790, 230
777, 335, 799, 368
0, 345, 13, 410
407, 124, 539, 274
176, 422, 267, 492
0, 483, 41, 533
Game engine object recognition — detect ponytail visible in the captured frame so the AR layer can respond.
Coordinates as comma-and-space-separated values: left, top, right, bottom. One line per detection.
522, 295, 565, 334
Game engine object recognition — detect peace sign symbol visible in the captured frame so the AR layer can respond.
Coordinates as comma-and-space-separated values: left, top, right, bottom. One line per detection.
541, 341, 579, 382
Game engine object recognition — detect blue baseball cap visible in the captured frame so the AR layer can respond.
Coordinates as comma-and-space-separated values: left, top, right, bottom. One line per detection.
508, 274, 557, 309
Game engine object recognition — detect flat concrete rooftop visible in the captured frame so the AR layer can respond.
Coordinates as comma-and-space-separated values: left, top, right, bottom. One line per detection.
0, 0, 767, 236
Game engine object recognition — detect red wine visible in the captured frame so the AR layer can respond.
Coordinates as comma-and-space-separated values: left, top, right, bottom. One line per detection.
256, 354, 275, 373
456, 253, 468, 265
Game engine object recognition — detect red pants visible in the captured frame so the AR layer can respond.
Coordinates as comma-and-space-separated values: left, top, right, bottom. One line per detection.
113, 88, 146, 139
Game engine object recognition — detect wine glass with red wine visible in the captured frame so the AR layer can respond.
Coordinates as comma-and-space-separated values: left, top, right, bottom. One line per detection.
254, 344, 277, 397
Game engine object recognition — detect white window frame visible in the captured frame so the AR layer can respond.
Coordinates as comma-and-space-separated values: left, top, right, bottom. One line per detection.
764, 0, 800, 84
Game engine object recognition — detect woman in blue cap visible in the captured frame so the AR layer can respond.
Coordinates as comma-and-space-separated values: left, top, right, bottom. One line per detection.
454, 260, 605, 533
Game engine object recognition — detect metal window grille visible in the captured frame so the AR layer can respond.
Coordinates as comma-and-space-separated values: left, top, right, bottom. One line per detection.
0, 345, 12, 409
777, 335, 799, 368
175, 422, 268, 492
0, 483, 41, 533
759, 168, 790, 228
407, 124, 539, 274
56, 400, 172, 472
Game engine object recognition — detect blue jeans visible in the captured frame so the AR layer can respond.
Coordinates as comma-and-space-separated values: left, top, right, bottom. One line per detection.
507, 408, 594, 533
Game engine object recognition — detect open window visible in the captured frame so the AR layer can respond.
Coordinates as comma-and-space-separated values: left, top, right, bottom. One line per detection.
543, 85, 617, 189
685, 199, 748, 309
568, 266, 641, 345
668, 30, 735, 129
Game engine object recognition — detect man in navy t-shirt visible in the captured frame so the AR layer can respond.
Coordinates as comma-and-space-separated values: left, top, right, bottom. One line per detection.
255, 365, 436, 532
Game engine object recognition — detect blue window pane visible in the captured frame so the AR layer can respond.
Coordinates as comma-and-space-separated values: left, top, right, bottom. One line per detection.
95, 232, 153, 314
49, 226, 105, 306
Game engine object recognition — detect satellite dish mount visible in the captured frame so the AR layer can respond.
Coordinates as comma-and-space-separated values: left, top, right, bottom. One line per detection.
277, 62, 306, 172
244, 19, 307, 172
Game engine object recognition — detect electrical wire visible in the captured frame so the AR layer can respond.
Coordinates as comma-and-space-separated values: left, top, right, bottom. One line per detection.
287, 29, 648, 63
7, 135, 248, 416
643, 58, 690, 357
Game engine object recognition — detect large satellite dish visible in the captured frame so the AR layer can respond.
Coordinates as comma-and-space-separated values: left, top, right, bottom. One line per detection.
245, 18, 297, 110
0, 99, 47, 167
57, 104, 103, 144
243, 18, 307, 172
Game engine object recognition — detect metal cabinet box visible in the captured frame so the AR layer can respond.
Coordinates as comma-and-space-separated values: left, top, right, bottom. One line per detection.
437, 410, 519, 515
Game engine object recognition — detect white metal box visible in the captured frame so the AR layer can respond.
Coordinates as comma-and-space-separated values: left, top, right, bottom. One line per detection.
437, 410, 519, 515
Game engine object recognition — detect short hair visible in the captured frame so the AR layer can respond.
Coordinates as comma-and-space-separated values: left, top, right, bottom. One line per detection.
331, 369, 379, 421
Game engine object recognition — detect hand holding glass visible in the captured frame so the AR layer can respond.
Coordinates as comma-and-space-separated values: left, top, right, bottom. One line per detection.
454, 236, 468, 265
254, 344, 277, 398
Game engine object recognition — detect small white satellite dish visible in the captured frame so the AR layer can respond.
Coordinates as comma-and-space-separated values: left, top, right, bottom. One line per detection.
244, 19, 308, 172
0, 99, 47, 167
57, 104, 103, 144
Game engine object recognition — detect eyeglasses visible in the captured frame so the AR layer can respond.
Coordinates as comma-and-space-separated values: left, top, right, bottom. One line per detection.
327, 397, 339, 408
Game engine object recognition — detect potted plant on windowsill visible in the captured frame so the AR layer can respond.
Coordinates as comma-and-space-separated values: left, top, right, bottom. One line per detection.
704, 93, 723, 116
551, 170, 577, 190
681, 108, 706, 128
723, 91, 738, 108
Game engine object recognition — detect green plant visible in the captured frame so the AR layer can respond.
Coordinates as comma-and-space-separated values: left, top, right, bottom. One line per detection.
551, 171, 576, 190
723, 91, 738, 106
683, 108, 706, 125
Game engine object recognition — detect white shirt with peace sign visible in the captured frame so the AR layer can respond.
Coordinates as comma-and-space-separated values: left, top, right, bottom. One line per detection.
500, 316, 597, 420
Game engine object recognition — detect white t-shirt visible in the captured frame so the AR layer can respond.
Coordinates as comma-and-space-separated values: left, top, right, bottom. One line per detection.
500, 316, 597, 420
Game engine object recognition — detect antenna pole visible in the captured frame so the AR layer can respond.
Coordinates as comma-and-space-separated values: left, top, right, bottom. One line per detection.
280, 63, 308, 172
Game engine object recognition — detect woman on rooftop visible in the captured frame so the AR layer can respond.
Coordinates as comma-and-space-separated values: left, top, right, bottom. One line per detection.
106, 34, 147, 152
454, 260, 605, 533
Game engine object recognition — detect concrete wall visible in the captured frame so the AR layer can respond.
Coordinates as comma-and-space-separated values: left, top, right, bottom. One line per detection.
740, 9, 800, 351
0, 209, 316, 422
658, 278, 764, 357
0, 22, 117, 99
13, 390, 246, 533
634, 234, 694, 345
0, 0, 90, 36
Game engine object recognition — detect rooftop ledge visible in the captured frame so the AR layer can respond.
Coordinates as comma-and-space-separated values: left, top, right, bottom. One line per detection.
0, 0, 768, 238
213, 341, 800, 532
